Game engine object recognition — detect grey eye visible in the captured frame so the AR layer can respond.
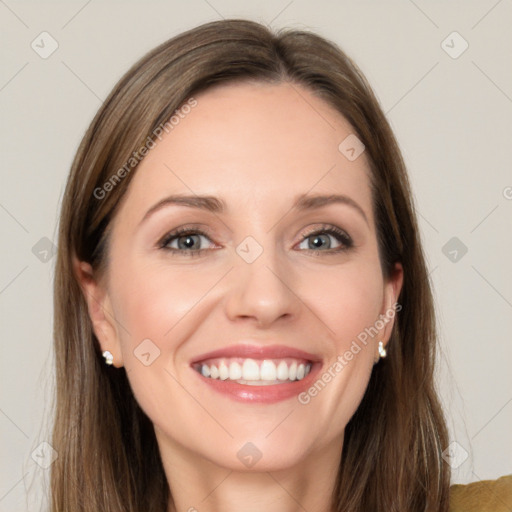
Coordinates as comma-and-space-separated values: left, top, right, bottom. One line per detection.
298, 233, 341, 251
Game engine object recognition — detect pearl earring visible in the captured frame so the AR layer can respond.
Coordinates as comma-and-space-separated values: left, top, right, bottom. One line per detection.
378, 341, 387, 358
102, 350, 114, 365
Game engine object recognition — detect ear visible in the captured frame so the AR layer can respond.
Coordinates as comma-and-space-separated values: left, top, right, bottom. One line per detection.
378, 262, 404, 355
73, 257, 124, 368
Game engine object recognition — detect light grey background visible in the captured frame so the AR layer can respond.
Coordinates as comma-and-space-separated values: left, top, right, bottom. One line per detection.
1, 0, 511, 509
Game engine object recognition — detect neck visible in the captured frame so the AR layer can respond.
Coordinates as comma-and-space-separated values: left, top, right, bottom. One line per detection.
158, 431, 343, 512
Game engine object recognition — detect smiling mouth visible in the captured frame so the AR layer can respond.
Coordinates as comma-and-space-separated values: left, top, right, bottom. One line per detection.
193, 357, 312, 385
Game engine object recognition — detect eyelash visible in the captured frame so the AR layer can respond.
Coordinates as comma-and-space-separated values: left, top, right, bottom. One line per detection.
157, 224, 354, 258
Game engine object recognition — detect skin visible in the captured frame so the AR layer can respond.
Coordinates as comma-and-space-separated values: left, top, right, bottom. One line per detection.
77, 81, 403, 512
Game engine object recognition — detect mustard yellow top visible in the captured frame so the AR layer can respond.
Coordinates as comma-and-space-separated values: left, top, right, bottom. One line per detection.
449, 474, 512, 511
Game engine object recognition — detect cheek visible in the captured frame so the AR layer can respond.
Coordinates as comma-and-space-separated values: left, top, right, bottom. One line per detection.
112, 256, 204, 329
310, 260, 385, 345
107, 258, 218, 418
295, 262, 383, 431
109, 257, 227, 361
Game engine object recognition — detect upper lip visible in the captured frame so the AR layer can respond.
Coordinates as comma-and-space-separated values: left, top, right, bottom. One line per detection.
190, 343, 322, 364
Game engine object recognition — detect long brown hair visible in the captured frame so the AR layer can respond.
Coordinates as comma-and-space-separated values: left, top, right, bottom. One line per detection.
51, 19, 450, 511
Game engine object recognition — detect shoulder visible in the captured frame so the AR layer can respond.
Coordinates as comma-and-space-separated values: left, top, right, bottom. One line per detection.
449, 474, 512, 512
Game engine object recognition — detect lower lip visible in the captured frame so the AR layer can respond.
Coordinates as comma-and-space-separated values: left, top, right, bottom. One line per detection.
192, 362, 322, 403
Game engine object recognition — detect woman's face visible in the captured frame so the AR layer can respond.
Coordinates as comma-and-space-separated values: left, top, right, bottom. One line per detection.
81, 81, 402, 471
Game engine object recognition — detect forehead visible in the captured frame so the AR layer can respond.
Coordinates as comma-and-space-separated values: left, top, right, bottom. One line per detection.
116, 81, 373, 223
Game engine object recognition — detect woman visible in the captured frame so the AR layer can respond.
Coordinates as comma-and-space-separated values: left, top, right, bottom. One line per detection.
51, 19, 451, 511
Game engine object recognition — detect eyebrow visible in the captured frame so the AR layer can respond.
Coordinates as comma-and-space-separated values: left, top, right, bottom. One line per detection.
139, 193, 369, 226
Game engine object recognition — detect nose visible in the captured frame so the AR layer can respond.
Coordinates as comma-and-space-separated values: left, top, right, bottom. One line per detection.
224, 246, 302, 328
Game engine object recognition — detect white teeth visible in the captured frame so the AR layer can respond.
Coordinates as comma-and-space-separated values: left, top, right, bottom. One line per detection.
210, 365, 219, 379
260, 360, 277, 381
237, 380, 283, 386
288, 361, 297, 380
229, 361, 242, 380
277, 361, 288, 381
219, 361, 229, 380
197, 358, 312, 384
242, 359, 260, 380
